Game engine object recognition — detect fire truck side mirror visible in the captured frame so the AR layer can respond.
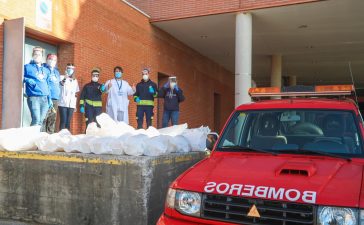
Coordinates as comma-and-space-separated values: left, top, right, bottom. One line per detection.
206, 132, 219, 151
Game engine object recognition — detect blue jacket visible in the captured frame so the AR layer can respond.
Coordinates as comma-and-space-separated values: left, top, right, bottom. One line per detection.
24, 61, 50, 97
43, 63, 61, 100
158, 86, 185, 111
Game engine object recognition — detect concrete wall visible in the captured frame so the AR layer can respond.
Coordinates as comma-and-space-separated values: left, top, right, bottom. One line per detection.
0, 151, 205, 225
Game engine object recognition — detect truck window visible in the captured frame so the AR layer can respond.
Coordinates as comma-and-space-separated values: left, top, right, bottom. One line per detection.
217, 109, 363, 156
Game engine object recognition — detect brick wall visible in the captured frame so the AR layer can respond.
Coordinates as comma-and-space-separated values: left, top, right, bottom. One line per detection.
127, 0, 320, 21
0, 0, 234, 133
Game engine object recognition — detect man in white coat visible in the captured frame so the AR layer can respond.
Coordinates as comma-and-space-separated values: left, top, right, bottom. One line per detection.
105, 66, 136, 123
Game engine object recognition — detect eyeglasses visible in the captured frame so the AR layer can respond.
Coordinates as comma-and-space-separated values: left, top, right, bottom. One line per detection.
92, 73, 100, 77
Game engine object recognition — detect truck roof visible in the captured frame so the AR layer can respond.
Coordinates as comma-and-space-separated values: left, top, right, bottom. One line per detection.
236, 98, 358, 111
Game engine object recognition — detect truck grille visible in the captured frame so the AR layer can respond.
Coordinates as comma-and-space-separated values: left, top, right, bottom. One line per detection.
201, 194, 315, 225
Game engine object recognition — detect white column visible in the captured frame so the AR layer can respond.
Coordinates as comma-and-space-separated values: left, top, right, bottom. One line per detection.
270, 54, 282, 88
235, 13, 252, 107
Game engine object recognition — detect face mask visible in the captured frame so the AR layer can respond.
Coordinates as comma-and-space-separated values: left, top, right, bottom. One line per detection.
115, 72, 122, 79
33, 55, 42, 64
142, 75, 149, 81
66, 68, 74, 76
92, 77, 99, 82
47, 60, 56, 68
170, 82, 176, 89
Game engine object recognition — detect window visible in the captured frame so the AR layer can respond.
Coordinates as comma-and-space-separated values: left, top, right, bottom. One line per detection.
217, 109, 363, 156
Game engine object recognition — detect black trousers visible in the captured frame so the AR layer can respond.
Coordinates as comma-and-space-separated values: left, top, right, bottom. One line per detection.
85, 106, 102, 128
136, 105, 154, 129
58, 106, 74, 130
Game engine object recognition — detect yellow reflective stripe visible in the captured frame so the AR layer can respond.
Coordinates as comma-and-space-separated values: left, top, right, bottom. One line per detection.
138, 100, 154, 106
85, 99, 102, 107
80, 99, 84, 105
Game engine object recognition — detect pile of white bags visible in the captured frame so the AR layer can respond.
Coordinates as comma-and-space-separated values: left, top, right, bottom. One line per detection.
1, 113, 211, 156
0, 126, 46, 151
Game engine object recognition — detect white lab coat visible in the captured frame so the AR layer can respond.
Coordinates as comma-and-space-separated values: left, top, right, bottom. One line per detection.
58, 77, 79, 109
105, 79, 135, 123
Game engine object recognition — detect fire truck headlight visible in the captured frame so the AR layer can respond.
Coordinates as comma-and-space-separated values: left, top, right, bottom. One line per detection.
165, 188, 176, 209
175, 190, 201, 217
317, 206, 358, 225
360, 210, 364, 225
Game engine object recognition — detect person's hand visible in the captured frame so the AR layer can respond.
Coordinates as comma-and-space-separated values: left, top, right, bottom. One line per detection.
28, 79, 36, 87
132, 83, 136, 91
80, 105, 85, 114
163, 82, 169, 88
135, 97, 141, 103
100, 84, 106, 92
149, 86, 154, 94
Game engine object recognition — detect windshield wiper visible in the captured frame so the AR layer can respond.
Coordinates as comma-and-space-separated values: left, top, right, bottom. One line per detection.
220, 145, 277, 156
278, 149, 351, 162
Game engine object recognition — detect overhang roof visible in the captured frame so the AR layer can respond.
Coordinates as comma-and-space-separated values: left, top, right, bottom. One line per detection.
153, 0, 364, 87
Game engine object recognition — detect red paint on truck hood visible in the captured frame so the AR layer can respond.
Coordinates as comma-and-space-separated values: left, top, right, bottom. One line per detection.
173, 152, 363, 207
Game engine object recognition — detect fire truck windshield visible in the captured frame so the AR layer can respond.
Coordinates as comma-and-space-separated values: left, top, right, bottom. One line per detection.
216, 109, 363, 156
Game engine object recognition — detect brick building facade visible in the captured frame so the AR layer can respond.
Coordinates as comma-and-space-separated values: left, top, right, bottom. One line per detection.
0, 0, 320, 134
0, 0, 236, 134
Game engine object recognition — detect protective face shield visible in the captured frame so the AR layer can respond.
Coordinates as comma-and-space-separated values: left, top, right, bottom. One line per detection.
170, 82, 177, 89
32, 51, 43, 64
92, 73, 99, 82
169, 76, 177, 89
115, 72, 122, 79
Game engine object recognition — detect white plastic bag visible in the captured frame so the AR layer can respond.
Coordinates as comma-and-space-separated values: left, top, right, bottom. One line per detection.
87, 113, 136, 137
158, 123, 188, 136
110, 133, 133, 155
36, 129, 71, 152
0, 126, 44, 151
124, 134, 148, 156
90, 137, 116, 155
174, 135, 192, 153
144, 126, 160, 137
78, 136, 95, 154
166, 135, 191, 153
144, 135, 169, 156
85, 122, 100, 136
63, 134, 86, 153
97, 113, 117, 128
182, 126, 210, 151
116, 122, 135, 135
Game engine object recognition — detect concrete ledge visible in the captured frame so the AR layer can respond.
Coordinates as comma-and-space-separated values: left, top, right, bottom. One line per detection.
0, 151, 205, 225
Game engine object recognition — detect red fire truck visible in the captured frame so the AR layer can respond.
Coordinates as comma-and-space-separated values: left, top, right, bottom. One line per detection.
158, 85, 364, 225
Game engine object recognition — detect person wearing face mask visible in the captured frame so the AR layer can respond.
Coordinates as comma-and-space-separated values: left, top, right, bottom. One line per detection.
133, 68, 158, 129
58, 63, 80, 131
23, 46, 52, 127
41, 54, 60, 133
104, 66, 136, 123
79, 67, 106, 128
158, 76, 185, 128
